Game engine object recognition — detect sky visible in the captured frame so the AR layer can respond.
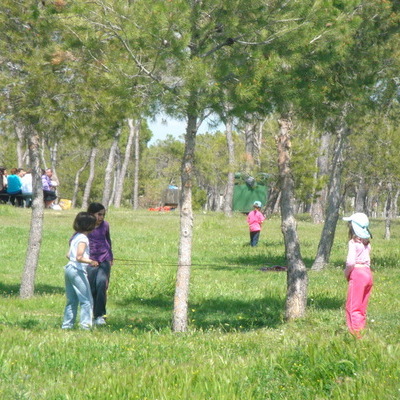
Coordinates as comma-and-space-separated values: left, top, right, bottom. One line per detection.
147, 114, 224, 145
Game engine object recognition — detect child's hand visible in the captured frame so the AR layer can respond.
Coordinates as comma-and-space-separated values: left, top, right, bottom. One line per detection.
90, 260, 99, 267
344, 266, 353, 281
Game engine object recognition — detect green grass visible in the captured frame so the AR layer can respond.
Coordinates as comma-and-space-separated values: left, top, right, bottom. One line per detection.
1, 205, 400, 399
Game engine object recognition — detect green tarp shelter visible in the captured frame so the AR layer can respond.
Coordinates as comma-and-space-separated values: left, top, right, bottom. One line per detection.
232, 173, 269, 213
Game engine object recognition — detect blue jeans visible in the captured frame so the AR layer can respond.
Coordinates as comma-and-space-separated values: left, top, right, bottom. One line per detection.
250, 231, 260, 247
62, 264, 93, 329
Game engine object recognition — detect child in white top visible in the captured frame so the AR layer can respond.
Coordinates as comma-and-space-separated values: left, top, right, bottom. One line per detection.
62, 212, 99, 330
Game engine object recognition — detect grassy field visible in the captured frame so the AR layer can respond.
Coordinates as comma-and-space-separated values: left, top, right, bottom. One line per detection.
1, 205, 400, 399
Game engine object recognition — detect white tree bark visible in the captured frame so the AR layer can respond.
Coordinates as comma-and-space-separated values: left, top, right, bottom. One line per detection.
40, 137, 47, 170
113, 118, 136, 208
71, 160, 89, 208
173, 109, 197, 333
393, 188, 399, 218
102, 127, 121, 207
310, 130, 331, 224
384, 183, 392, 240
15, 123, 26, 167
132, 121, 140, 210
223, 118, 235, 217
276, 115, 308, 321
20, 129, 44, 299
81, 146, 97, 210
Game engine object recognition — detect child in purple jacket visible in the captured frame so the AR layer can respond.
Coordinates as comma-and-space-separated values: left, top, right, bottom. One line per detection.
87, 203, 114, 326
247, 201, 266, 247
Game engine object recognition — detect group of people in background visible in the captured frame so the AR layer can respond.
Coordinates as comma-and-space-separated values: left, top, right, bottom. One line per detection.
0, 166, 59, 208
246, 200, 373, 339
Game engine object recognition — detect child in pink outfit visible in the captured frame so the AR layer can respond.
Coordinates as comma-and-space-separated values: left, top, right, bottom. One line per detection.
343, 213, 373, 339
247, 201, 266, 247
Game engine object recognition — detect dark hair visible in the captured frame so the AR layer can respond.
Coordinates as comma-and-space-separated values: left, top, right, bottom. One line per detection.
87, 202, 106, 214
348, 224, 370, 245
73, 212, 96, 233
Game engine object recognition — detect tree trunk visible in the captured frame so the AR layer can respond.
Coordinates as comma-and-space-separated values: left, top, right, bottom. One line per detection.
173, 107, 198, 333
81, 146, 97, 210
40, 137, 47, 170
102, 127, 121, 207
49, 141, 60, 200
71, 160, 88, 208
113, 118, 136, 208
265, 184, 281, 216
355, 176, 368, 213
132, 121, 140, 210
393, 188, 399, 218
254, 118, 265, 169
276, 115, 308, 321
15, 123, 26, 167
224, 118, 235, 217
20, 129, 44, 299
311, 125, 349, 270
244, 122, 255, 172
110, 155, 121, 206
49, 141, 58, 173
384, 184, 392, 240
310, 131, 331, 224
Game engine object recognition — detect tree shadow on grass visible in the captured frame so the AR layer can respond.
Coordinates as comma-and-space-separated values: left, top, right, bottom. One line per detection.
35, 284, 64, 295
0, 282, 20, 297
189, 296, 285, 332
194, 254, 287, 272
0, 282, 64, 297
112, 294, 285, 332
307, 294, 343, 310
197, 253, 318, 272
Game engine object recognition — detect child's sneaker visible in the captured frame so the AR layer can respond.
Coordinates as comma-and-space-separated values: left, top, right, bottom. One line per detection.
94, 316, 106, 326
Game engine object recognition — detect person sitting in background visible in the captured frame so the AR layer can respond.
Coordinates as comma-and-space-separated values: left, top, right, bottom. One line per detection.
21, 169, 33, 207
42, 169, 57, 208
46, 168, 59, 194
0, 167, 7, 193
0, 167, 8, 203
7, 168, 23, 206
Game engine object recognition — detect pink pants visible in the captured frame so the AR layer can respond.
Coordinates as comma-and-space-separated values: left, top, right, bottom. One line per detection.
346, 267, 373, 334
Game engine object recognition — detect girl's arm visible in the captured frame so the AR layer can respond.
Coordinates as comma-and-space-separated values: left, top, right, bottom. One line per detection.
105, 224, 114, 265
344, 240, 356, 280
76, 242, 99, 266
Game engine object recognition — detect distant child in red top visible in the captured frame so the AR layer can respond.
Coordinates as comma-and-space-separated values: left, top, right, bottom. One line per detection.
246, 201, 266, 247
343, 212, 373, 339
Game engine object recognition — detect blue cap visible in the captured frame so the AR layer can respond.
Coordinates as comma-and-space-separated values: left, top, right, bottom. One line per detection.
343, 213, 371, 239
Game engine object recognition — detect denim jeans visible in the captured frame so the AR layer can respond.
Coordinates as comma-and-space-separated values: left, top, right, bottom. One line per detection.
62, 264, 93, 329
250, 230, 260, 247
86, 261, 111, 318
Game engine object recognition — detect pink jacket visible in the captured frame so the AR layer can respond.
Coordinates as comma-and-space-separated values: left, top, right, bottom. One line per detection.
247, 210, 265, 232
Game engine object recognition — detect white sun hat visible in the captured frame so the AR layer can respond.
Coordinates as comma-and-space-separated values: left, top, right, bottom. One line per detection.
343, 212, 371, 239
